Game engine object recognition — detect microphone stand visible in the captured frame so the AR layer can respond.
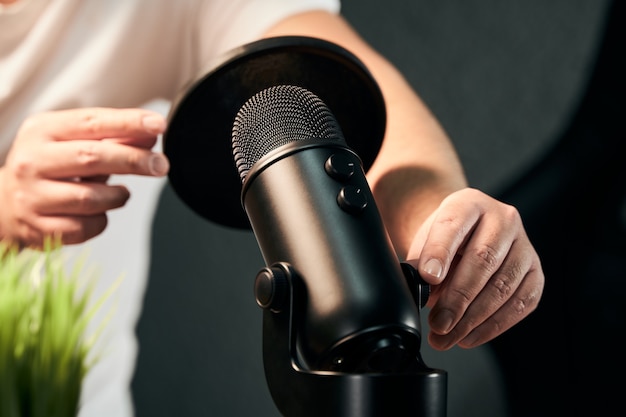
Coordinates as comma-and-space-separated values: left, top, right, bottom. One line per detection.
255, 262, 447, 417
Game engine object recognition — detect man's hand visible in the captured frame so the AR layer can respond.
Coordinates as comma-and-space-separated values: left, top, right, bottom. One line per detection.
409, 188, 544, 350
0, 107, 170, 248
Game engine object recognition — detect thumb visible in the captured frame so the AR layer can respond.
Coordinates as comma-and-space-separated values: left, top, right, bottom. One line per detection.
404, 211, 445, 286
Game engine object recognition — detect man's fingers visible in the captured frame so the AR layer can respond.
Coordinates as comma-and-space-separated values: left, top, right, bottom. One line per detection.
21, 107, 166, 141
429, 255, 543, 350
25, 213, 110, 246
26, 179, 131, 215
18, 140, 169, 178
1, 108, 169, 248
417, 191, 483, 282
427, 205, 519, 335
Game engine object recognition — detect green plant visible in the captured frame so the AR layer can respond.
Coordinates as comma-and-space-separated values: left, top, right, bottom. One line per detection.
0, 240, 118, 417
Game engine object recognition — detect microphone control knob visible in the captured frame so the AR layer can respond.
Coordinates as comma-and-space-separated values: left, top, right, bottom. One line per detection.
401, 262, 430, 308
337, 186, 368, 214
255, 265, 289, 312
324, 153, 356, 182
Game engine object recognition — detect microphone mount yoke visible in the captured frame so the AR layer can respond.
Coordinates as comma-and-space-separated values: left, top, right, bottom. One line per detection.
254, 261, 447, 417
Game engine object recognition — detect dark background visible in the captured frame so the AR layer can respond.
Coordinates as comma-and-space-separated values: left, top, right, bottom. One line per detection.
132, 1, 624, 416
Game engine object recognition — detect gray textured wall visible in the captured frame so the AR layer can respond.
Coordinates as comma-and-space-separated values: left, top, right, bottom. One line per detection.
342, 0, 610, 192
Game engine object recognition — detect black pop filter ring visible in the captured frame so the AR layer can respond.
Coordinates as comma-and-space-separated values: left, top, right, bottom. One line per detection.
164, 36, 386, 229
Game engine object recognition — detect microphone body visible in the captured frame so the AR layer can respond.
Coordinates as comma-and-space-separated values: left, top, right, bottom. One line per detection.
233, 85, 423, 373
164, 38, 447, 415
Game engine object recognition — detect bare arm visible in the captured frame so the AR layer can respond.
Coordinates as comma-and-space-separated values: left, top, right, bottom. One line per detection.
263, 11, 544, 351
263, 11, 466, 254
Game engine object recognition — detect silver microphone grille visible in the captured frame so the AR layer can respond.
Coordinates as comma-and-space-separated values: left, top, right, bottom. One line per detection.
232, 85, 344, 182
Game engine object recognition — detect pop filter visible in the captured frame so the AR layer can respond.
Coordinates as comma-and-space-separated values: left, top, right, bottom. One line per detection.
164, 36, 386, 228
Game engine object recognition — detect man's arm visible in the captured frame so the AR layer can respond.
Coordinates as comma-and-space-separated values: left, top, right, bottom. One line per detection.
262, 10, 544, 351
262, 11, 466, 253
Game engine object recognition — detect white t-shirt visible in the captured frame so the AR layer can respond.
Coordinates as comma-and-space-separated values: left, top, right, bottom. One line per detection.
0, 0, 340, 160
0, 1, 339, 416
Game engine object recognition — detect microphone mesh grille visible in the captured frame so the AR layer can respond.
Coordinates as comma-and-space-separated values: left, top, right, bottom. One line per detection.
232, 85, 344, 182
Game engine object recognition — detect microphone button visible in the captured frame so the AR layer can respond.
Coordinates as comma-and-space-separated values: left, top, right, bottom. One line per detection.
255, 266, 288, 312
337, 186, 368, 214
324, 153, 355, 181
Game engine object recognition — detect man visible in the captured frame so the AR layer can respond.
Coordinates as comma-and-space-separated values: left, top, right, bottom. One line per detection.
0, 1, 543, 415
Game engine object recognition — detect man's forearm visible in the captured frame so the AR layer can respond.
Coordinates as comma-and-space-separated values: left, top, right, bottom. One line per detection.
263, 10, 467, 256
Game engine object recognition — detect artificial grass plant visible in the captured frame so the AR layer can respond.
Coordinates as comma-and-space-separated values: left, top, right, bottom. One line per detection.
0, 239, 119, 417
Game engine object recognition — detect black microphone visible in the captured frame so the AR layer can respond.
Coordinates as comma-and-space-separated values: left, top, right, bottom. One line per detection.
232, 84, 425, 373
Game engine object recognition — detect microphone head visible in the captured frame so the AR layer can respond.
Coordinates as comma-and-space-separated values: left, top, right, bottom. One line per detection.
232, 85, 345, 183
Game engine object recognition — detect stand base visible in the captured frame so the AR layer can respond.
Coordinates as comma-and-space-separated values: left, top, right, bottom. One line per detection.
259, 265, 448, 417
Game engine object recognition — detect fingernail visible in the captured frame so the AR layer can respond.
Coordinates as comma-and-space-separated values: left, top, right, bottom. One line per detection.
423, 258, 443, 279
460, 331, 479, 348
150, 154, 170, 176
430, 309, 454, 334
143, 114, 166, 134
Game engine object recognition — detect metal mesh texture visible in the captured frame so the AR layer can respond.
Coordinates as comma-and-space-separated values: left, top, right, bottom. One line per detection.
232, 85, 344, 182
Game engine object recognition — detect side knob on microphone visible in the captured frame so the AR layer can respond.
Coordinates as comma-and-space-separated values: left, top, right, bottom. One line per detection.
254, 263, 290, 313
